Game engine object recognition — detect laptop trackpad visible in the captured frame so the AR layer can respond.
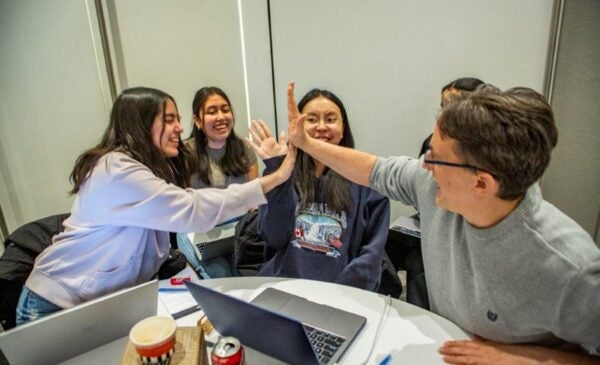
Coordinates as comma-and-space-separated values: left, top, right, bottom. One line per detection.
252, 288, 334, 325
283, 297, 335, 324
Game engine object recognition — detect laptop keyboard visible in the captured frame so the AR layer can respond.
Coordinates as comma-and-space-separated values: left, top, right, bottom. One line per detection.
303, 324, 346, 364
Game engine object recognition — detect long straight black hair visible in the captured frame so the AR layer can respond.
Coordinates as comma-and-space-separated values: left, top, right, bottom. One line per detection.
294, 89, 355, 213
189, 87, 252, 186
70, 87, 196, 193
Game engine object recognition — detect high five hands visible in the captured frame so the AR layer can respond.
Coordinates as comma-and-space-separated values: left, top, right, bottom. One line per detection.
246, 81, 309, 159
246, 119, 288, 160
247, 118, 297, 191
286, 81, 309, 149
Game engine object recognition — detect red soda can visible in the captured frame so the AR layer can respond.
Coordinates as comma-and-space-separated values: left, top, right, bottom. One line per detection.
211, 336, 245, 365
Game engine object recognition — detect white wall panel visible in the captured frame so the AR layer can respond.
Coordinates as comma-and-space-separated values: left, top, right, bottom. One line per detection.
268, 0, 553, 219
108, 0, 249, 137
0, 0, 111, 231
542, 0, 600, 242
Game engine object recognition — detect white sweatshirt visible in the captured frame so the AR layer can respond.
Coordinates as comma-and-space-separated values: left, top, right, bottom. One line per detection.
27, 152, 265, 308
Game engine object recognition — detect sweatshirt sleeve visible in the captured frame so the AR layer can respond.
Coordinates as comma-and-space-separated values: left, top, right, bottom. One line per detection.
258, 156, 297, 249
78, 152, 266, 233
334, 191, 391, 290
554, 258, 600, 355
369, 156, 421, 208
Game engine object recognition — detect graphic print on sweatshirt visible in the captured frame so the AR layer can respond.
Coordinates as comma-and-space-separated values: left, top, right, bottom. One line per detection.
292, 203, 347, 257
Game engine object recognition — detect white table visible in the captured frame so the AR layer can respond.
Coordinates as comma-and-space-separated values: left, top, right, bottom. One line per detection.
64, 276, 470, 365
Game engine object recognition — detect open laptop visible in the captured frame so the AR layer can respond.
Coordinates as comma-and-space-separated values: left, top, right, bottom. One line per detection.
0, 280, 158, 365
191, 217, 240, 261
185, 281, 366, 365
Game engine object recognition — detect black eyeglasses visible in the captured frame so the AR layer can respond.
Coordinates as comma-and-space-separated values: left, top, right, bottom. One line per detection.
423, 149, 498, 178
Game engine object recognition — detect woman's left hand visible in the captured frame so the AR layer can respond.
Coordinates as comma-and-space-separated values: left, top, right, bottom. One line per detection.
258, 142, 297, 194
246, 119, 288, 160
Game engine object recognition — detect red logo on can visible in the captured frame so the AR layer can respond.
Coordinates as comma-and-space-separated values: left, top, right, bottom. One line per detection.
211, 336, 245, 365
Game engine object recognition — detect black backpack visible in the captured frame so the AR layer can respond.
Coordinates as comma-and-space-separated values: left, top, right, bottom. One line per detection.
233, 211, 274, 276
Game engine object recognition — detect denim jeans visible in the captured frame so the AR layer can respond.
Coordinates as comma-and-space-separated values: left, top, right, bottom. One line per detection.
16, 287, 62, 325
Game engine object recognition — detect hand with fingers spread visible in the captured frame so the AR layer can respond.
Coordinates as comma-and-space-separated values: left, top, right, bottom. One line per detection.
246, 119, 288, 160
286, 81, 310, 149
257, 141, 297, 194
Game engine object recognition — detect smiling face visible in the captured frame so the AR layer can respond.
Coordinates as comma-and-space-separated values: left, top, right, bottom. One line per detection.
151, 98, 182, 158
302, 96, 344, 146
423, 123, 478, 214
195, 93, 234, 149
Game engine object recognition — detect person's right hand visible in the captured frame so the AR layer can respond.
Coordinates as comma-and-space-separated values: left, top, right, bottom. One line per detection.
286, 82, 309, 148
246, 119, 288, 160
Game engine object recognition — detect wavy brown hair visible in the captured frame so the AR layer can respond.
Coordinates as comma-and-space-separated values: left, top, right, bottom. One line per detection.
438, 86, 557, 200
69, 87, 195, 193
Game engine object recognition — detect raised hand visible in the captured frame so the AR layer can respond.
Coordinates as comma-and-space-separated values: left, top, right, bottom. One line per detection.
257, 142, 298, 194
287, 81, 300, 123
246, 119, 288, 160
286, 82, 309, 148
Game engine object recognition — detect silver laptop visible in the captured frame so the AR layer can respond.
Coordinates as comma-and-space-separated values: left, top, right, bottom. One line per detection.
0, 280, 158, 365
191, 218, 239, 261
185, 282, 366, 365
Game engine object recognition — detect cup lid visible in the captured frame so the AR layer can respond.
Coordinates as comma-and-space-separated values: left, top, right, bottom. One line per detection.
129, 316, 177, 348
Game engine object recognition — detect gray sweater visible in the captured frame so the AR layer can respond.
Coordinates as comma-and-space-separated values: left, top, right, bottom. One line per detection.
184, 138, 257, 189
27, 152, 266, 308
370, 156, 600, 353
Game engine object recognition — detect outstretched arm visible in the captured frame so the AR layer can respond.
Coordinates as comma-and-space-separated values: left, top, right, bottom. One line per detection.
258, 155, 297, 250
246, 119, 297, 247
439, 337, 599, 365
286, 82, 378, 187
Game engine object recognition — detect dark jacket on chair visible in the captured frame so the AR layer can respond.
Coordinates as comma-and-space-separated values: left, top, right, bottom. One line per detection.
0, 213, 69, 330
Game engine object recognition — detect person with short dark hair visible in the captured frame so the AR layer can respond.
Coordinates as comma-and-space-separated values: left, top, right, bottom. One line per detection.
247, 88, 390, 290
441, 77, 485, 105
419, 77, 485, 157
16, 87, 296, 325
286, 82, 600, 364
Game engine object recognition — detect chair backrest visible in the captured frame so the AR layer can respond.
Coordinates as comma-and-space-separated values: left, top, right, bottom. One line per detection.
0, 213, 69, 330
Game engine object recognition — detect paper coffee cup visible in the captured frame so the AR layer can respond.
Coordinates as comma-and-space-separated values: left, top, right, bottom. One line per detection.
129, 316, 177, 365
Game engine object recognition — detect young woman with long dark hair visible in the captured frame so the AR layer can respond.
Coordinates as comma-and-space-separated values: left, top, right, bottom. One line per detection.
248, 88, 390, 290
16, 87, 295, 324
186, 87, 258, 188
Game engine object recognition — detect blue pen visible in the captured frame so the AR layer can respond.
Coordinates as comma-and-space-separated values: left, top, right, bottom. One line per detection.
378, 353, 392, 365
158, 287, 189, 292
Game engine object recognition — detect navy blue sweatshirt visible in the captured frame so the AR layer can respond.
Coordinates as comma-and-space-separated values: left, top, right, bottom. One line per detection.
258, 156, 390, 290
